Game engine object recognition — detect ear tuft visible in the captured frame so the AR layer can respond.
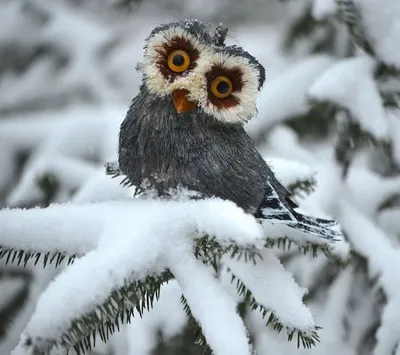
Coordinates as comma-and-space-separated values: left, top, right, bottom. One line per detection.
213, 24, 229, 46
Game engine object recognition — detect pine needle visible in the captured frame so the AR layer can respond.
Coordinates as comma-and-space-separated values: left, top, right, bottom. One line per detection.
229, 272, 321, 349
0, 246, 75, 268
264, 236, 333, 258
25, 271, 173, 355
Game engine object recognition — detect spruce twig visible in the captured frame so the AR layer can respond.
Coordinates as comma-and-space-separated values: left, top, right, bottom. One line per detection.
0, 246, 75, 268
25, 271, 173, 355
229, 272, 321, 349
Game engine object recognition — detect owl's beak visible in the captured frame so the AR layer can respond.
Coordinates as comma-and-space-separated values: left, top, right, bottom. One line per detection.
172, 89, 197, 113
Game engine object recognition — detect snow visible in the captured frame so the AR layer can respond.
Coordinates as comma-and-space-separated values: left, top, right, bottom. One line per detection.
169, 244, 252, 355
309, 56, 389, 140
245, 55, 336, 136
314, 266, 354, 351
122, 281, 187, 355
224, 249, 315, 333
377, 208, 400, 238
338, 200, 400, 354
0, 267, 61, 355
359, 0, 400, 67
3, 1, 400, 354
260, 126, 318, 165
0, 202, 107, 258
311, 0, 336, 20
0, 104, 124, 201
14, 197, 263, 353
266, 156, 317, 191
72, 169, 134, 203
345, 165, 400, 218
7, 155, 98, 206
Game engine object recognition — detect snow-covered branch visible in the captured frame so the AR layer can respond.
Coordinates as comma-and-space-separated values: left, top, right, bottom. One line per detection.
1, 194, 338, 355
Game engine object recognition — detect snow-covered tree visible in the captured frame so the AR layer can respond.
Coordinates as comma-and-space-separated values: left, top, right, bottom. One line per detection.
1, 0, 400, 355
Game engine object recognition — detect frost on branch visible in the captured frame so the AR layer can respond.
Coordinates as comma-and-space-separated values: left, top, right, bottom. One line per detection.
0, 188, 341, 355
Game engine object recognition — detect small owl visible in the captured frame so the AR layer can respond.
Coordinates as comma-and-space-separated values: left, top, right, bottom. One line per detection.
117, 19, 340, 240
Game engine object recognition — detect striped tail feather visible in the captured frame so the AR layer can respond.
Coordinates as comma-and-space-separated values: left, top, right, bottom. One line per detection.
256, 182, 342, 241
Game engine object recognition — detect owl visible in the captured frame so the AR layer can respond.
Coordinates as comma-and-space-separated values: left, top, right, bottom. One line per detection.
117, 19, 341, 240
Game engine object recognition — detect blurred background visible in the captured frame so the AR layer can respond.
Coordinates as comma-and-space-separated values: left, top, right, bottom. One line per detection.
1, 0, 400, 354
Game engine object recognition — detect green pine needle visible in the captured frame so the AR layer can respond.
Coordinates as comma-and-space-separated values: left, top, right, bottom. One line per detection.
180, 295, 212, 354
230, 273, 321, 349
264, 237, 333, 258
194, 235, 262, 269
0, 246, 75, 268
26, 271, 173, 355
287, 177, 317, 198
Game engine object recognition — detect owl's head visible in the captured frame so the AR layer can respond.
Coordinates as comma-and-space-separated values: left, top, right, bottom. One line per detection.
137, 19, 265, 124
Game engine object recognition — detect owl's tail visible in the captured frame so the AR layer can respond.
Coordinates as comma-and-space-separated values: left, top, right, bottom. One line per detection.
256, 193, 342, 242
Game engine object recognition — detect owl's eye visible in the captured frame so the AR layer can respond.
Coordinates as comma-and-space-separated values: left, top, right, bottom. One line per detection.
210, 76, 233, 99
167, 50, 191, 73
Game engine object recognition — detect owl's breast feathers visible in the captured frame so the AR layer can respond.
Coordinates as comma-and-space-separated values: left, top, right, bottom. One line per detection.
118, 87, 269, 213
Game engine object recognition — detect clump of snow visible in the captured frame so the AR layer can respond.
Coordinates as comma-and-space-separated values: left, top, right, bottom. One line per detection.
224, 249, 315, 333
311, 0, 336, 20
345, 165, 400, 218
359, 0, 400, 67
245, 55, 336, 137
308, 56, 389, 140
0, 203, 107, 258
0, 104, 124, 204
169, 245, 252, 355
13, 197, 265, 355
260, 126, 318, 165
266, 156, 317, 190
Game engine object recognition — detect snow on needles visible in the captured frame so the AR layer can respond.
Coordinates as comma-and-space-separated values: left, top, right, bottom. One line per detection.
245, 55, 336, 136
359, 0, 400, 68
15, 197, 264, 355
224, 249, 315, 334
169, 245, 252, 355
338, 200, 400, 354
308, 56, 389, 140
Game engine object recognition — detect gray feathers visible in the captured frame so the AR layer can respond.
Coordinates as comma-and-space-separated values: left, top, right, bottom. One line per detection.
119, 84, 268, 213
118, 18, 342, 241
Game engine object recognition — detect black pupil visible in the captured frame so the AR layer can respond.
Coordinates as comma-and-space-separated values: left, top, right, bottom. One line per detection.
172, 54, 185, 67
216, 80, 230, 94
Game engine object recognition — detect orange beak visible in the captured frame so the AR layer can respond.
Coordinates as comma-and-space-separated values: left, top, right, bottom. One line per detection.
172, 89, 197, 113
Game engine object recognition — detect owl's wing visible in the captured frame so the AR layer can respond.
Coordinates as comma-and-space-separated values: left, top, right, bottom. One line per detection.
256, 166, 342, 241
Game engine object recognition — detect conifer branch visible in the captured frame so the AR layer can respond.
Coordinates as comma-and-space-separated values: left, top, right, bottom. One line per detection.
336, 0, 376, 56
194, 235, 262, 269
0, 246, 75, 268
287, 176, 317, 198
180, 295, 212, 355
25, 271, 173, 355
229, 272, 321, 349
264, 237, 333, 258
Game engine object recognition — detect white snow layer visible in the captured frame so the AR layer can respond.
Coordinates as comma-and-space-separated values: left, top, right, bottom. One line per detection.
170, 245, 252, 355
308, 56, 389, 140
16, 197, 266, 355
358, 0, 400, 67
122, 281, 187, 355
0, 203, 107, 257
311, 0, 336, 20
245, 55, 336, 136
338, 200, 400, 354
266, 156, 316, 192
224, 249, 315, 333
0, 104, 123, 199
